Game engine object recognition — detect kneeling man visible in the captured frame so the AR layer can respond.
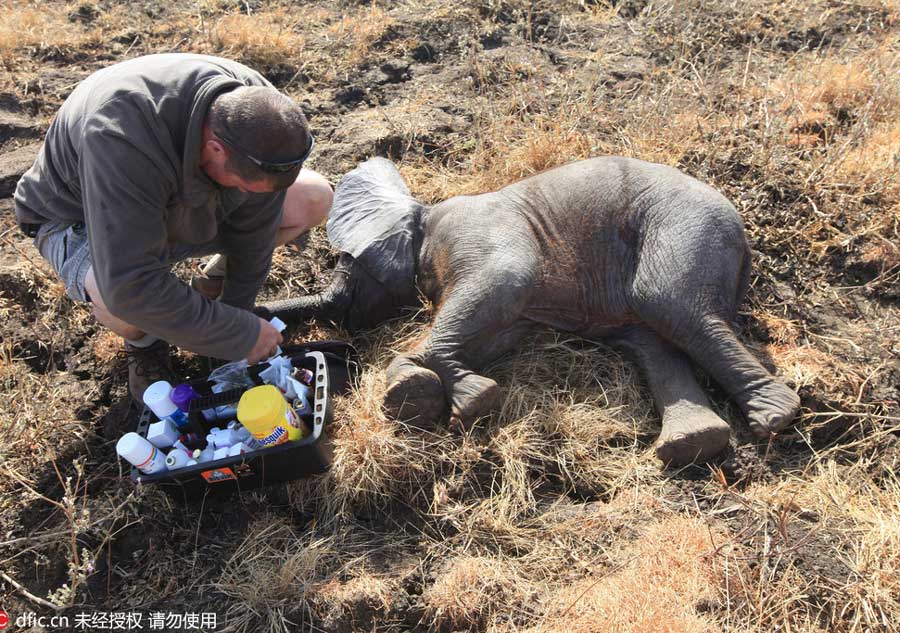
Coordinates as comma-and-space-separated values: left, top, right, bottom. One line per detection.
14, 53, 332, 401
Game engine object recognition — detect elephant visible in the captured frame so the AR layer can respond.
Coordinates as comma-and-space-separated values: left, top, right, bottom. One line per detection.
255, 156, 801, 465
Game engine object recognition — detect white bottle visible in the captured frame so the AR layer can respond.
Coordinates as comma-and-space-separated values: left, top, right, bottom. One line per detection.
143, 380, 189, 428
193, 447, 215, 463
293, 395, 312, 417
208, 427, 240, 449
268, 316, 286, 358
165, 449, 191, 470
117, 433, 168, 474
232, 424, 262, 449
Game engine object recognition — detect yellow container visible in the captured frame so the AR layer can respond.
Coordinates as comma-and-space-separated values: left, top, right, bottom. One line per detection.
237, 385, 306, 447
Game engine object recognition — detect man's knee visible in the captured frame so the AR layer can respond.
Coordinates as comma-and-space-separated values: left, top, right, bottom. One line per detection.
282, 169, 333, 233
85, 267, 144, 341
90, 304, 144, 341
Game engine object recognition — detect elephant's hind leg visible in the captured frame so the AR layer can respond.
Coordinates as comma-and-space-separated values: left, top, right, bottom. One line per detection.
637, 307, 799, 437
611, 327, 731, 465
682, 315, 799, 437
631, 213, 799, 438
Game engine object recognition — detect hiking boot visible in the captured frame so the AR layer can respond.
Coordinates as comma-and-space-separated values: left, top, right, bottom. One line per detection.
192, 254, 226, 300
190, 273, 224, 300
124, 339, 177, 403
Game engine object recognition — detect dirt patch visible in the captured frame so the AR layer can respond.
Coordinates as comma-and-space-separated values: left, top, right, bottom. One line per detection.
0, 142, 40, 196
327, 102, 468, 169
0, 109, 42, 146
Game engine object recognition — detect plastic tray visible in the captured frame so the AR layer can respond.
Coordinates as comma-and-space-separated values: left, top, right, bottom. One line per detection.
130, 341, 358, 500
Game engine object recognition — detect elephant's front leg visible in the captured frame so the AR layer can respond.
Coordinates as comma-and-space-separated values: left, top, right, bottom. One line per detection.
383, 352, 446, 425
383, 326, 529, 428
383, 279, 533, 429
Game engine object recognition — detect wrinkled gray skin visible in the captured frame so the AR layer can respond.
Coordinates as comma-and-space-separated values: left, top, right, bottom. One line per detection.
256, 157, 801, 465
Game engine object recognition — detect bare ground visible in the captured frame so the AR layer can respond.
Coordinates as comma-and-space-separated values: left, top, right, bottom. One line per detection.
0, 1, 898, 632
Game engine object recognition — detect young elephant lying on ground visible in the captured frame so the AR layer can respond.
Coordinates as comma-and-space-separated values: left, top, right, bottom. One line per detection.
256, 157, 801, 464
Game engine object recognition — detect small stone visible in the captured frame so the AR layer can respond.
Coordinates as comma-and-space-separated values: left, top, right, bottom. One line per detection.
0, 111, 41, 145
0, 142, 41, 197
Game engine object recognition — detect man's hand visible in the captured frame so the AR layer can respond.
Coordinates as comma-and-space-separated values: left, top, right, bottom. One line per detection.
246, 317, 283, 364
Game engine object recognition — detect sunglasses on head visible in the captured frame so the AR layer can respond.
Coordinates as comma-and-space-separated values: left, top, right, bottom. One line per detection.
215, 131, 315, 175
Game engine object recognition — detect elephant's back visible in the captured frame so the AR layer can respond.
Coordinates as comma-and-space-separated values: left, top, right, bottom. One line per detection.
508, 157, 748, 328
509, 156, 746, 268
510, 156, 736, 218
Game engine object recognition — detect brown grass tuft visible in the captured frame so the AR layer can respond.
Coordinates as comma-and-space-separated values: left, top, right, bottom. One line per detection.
490, 332, 658, 497
753, 310, 802, 345
741, 462, 900, 630
327, 6, 395, 67
530, 515, 725, 633
91, 330, 122, 366
765, 342, 864, 405
833, 119, 900, 193
216, 517, 339, 633
291, 318, 449, 518
859, 234, 900, 271
315, 572, 396, 620
0, 1, 132, 64
424, 555, 533, 630
205, 10, 306, 67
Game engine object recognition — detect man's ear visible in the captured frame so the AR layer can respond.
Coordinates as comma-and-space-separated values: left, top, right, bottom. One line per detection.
208, 138, 229, 160
200, 136, 228, 171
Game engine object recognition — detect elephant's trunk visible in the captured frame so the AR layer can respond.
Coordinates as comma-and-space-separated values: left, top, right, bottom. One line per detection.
253, 294, 330, 322
254, 269, 351, 324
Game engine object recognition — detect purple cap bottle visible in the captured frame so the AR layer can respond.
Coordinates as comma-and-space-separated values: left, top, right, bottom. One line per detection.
171, 383, 200, 413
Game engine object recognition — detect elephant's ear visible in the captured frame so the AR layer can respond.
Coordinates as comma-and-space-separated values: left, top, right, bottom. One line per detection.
326, 157, 422, 291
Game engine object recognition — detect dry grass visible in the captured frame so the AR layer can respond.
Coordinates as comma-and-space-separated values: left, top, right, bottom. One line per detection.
737, 462, 900, 631
424, 555, 533, 629
761, 42, 900, 259
319, 370, 425, 512
0, 2, 106, 63
530, 516, 726, 633
314, 573, 397, 625
835, 119, 900, 191
204, 10, 308, 67
327, 6, 398, 67
489, 333, 657, 498
216, 517, 340, 633
402, 89, 600, 200
766, 343, 865, 405
186, 2, 407, 85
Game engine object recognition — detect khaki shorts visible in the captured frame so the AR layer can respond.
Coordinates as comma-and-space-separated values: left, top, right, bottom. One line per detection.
34, 221, 224, 303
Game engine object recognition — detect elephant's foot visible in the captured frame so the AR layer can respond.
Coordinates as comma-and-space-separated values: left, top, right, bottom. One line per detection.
448, 373, 502, 431
734, 380, 800, 437
383, 363, 445, 426
655, 402, 731, 465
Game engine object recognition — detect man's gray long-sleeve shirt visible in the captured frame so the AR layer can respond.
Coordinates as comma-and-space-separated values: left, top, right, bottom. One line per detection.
14, 54, 286, 360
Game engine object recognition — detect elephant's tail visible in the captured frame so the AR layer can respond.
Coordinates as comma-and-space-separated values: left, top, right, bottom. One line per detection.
733, 241, 752, 320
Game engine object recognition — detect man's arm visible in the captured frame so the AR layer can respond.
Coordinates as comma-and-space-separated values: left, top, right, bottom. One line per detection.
79, 120, 261, 360
217, 190, 286, 310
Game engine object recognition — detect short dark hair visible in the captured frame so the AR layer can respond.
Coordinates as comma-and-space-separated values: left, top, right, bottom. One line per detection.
207, 86, 312, 190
